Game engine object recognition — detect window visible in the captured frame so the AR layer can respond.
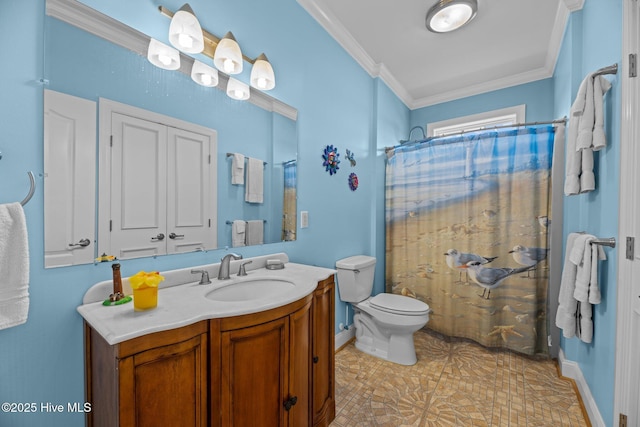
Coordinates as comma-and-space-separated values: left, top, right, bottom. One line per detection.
427, 105, 526, 137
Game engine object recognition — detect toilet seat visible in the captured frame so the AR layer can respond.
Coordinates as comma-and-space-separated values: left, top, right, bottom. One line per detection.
369, 293, 430, 316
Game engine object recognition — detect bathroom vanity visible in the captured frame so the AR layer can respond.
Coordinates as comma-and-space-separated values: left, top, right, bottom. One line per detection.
78, 255, 335, 427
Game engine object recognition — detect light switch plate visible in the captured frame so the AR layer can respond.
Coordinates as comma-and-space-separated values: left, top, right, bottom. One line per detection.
301, 211, 309, 228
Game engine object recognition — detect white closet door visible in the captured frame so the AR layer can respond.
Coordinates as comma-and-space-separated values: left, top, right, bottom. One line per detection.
110, 113, 167, 259
43, 89, 96, 268
166, 127, 215, 253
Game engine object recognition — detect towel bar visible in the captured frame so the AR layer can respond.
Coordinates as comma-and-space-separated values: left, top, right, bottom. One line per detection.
226, 220, 267, 225
591, 237, 616, 248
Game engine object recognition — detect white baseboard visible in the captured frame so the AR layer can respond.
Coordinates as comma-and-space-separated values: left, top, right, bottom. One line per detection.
335, 327, 355, 351
558, 349, 605, 427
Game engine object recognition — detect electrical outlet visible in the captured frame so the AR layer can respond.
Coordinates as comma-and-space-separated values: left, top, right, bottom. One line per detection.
301, 211, 309, 228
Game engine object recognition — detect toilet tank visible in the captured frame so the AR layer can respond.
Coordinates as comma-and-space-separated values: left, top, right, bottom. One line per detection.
335, 255, 376, 303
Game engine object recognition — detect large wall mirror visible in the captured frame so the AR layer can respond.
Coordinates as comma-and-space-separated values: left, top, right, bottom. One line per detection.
43, 0, 297, 267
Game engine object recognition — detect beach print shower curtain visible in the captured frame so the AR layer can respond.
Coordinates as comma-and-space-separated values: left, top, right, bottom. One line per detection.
385, 125, 557, 355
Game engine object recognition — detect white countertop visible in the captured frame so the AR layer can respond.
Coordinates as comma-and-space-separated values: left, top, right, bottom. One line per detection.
77, 254, 336, 345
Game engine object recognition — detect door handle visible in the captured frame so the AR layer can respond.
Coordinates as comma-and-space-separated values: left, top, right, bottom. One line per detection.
151, 233, 165, 241
68, 238, 91, 248
169, 233, 184, 239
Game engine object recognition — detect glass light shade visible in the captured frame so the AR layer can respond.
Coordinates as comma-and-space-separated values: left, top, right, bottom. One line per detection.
147, 38, 180, 70
168, 4, 204, 54
426, 0, 477, 33
226, 78, 250, 101
191, 60, 219, 87
250, 53, 276, 90
213, 32, 243, 75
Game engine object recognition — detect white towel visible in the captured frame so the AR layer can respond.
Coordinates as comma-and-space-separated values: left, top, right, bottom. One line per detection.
0, 203, 30, 330
245, 220, 264, 245
231, 153, 245, 185
564, 73, 612, 196
245, 157, 264, 203
589, 242, 606, 304
231, 220, 246, 248
556, 233, 581, 338
571, 235, 594, 303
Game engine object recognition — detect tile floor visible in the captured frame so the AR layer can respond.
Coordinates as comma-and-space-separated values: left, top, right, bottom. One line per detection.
331, 329, 588, 426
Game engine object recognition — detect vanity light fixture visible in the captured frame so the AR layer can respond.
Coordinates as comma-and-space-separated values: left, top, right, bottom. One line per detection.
213, 32, 243, 75
158, 5, 277, 99
250, 53, 276, 90
426, 0, 477, 33
168, 3, 204, 54
191, 60, 219, 87
226, 78, 250, 101
147, 38, 180, 70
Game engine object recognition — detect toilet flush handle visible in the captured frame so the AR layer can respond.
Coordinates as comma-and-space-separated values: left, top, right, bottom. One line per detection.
353, 269, 360, 274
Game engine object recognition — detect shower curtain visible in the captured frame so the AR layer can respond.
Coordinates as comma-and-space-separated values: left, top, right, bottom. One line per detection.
385, 125, 558, 355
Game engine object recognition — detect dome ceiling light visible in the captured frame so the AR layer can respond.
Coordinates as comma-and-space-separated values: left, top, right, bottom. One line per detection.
426, 0, 478, 33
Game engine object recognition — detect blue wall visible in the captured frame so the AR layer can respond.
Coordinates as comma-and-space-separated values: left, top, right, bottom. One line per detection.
0, 0, 408, 426
553, 2, 622, 425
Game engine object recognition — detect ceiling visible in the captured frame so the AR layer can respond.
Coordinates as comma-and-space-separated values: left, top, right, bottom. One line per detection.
296, 0, 585, 110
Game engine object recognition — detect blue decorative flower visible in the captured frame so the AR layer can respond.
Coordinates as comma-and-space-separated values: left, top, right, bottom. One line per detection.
322, 145, 340, 175
348, 173, 358, 191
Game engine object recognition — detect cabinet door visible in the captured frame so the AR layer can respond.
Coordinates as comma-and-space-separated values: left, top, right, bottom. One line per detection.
166, 127, 215, 253
109, 113, 168, 259
43, 89, 96, 267
312, 279, 335, 426
119, 333, 207, 427
289, 300, 312, 426
221, 317, 289, 427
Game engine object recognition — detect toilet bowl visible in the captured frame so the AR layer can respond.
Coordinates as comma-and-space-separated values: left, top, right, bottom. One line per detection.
336, 255, 430, 365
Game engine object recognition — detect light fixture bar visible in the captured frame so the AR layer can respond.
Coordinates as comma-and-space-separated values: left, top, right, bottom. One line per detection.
158, 6, 256, 64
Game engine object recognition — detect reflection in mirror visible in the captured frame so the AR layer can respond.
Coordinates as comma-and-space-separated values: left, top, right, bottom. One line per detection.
43, 0, 297, 266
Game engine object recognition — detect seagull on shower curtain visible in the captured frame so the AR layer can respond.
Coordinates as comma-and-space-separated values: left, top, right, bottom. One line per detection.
508, 245, 549, 278
444, 249, 498, 282
459, 261, 532, 299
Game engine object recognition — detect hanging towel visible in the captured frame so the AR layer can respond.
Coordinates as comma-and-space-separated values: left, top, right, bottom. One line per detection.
231, 220, 246, 247
245, 157, 264, 203
231, 153, 245, 185
556, 233, 581, 338
0, 203, 30, 330
245, 220, 264, 245
564, 73, 612, 195
589, 241, 606, 304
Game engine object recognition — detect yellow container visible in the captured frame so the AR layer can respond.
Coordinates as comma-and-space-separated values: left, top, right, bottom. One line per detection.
133, 285, 158, 311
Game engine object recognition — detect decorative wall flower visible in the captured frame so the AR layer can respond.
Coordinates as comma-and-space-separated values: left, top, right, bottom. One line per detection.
348, 173, 359, 191
129, 271, 165, 289
322, 145, 340, 175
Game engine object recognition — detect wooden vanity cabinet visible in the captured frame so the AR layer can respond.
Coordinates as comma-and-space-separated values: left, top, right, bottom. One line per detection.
210, 295, 313, 427
83, 276, 335, 427
312, 276, 335, 427
84, 321, 208, 427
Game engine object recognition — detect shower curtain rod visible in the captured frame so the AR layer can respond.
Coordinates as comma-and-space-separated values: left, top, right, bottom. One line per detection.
386, 117, 567, 152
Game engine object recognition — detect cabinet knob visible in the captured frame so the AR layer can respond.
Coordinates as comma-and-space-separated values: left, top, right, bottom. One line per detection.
169, 232, 185, 239
283, 395, 298, 411
151, 233, 165, 241
313, 356, 319, 363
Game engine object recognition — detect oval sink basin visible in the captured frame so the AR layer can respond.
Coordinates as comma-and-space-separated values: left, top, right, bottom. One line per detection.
205, 278, 295, 302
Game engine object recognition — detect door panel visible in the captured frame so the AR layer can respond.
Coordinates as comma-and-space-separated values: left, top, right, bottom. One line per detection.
110, 113, 167, 259
167, 127, 214, 253
43, 89, 96, 267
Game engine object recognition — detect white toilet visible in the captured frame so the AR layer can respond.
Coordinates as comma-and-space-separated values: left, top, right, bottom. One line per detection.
336, 255, 430, 365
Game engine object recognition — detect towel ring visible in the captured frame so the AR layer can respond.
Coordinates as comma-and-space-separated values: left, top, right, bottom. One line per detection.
20, 172, 36, 206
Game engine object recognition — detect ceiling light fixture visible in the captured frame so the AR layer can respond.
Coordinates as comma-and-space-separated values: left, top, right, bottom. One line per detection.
213, 32, 243, 75
426, 0, 477, 33
250, 54, 275, 90
168, 3, 204, 54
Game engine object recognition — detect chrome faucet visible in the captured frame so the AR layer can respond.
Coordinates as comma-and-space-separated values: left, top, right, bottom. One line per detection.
218, 253, 243, 280
190, 269, 211, 285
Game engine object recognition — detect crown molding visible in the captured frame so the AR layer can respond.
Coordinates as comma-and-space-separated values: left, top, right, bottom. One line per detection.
45, 0, 297, 120
298, 0, 582, 110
